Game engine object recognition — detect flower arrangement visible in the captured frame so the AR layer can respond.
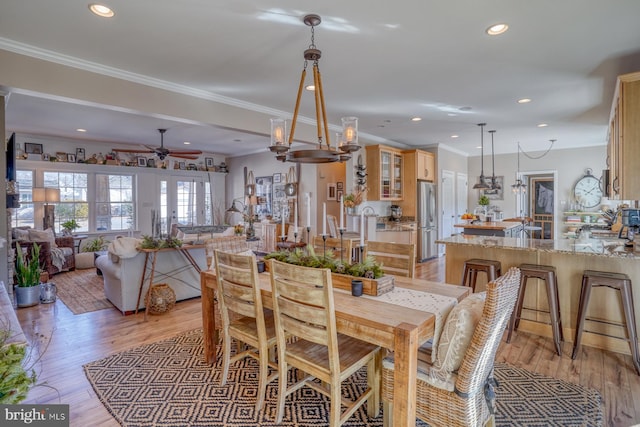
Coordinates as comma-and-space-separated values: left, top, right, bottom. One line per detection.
344, 187, 366, 208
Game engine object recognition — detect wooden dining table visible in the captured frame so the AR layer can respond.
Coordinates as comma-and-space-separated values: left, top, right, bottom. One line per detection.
200, 270, 469, 427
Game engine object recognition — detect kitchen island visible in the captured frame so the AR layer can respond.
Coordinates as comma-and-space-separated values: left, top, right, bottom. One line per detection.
454, 220, 523, 237
437, 234, 640, 355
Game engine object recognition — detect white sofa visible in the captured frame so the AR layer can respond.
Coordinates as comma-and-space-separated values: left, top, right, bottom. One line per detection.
95, 233, 249, 314
96, 243, 206, 314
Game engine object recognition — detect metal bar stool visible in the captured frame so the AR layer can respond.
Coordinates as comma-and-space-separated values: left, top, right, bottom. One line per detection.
506, 264, 563, 355
461, 259, 501, 292
571, 270, 640, 375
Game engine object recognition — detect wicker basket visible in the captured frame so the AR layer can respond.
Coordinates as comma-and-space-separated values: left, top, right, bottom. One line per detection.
147, 283, 176, 314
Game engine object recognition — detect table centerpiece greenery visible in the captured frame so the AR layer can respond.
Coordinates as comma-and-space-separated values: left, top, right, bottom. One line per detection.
139, 235, 183, 250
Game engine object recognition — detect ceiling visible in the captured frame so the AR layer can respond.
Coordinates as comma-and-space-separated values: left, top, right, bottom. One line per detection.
2, 0, 640, 157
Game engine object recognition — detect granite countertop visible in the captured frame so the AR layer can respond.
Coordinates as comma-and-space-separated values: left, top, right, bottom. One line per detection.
436, 234, 640, 259
377, 220, 417, 231
453, 221, 521, 230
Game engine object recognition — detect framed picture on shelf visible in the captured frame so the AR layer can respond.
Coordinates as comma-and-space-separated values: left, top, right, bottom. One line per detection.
67, 153, 76, 163
179, 161, 186, 170
205, 157, 214, 168
75, 147, 85, 162
188, 163, 197, 170
42, 153, 50, 161
147, 158, 156, 168
56, 152, 67, 162
137, 157, 147, 167
273, 173, 281, 183
336, 189, 343, 202
25, 142, 43, 154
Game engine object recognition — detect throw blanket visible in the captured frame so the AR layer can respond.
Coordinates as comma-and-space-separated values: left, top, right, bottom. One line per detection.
50, 246, 66, 271
108, 237, 141, 259
362, 288, 458, 362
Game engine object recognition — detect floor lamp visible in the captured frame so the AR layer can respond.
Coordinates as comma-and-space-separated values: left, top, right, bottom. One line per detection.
33, 187, 60, 231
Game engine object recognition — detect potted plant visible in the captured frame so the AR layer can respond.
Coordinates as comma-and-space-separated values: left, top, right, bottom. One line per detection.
344, 187, 366, 215
14, 243, 42, 308
82, 236, 109, 253
61, 219, 80, 236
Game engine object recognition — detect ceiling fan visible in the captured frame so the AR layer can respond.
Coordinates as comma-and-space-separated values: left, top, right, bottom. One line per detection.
113, 128, 203, 160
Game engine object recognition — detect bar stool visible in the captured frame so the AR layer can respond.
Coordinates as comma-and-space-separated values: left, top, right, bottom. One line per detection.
461, 259, 501, 292
571, 270, 640, 375
506, 264, 563, 355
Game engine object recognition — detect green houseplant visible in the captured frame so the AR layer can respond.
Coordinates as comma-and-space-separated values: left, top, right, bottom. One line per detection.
61, 219, 80, 236
14, 243, 42, 308
82, 235, 109, 252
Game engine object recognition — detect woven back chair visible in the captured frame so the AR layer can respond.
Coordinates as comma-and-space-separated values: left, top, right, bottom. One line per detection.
312, 236, 353, 261
364, 241, 416, 278
269, 259, 381, 426
214, 250, 277, 412
381, 267, 521, 427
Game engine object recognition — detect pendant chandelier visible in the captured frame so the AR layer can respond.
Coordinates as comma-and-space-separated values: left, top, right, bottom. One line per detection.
488, 129, 501, 191
472, 123, 491, 189
269, 14, 360, 163
511, 142, 527, 193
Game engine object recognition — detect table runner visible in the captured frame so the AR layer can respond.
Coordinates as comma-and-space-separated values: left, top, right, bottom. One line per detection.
361, 287, 458, 361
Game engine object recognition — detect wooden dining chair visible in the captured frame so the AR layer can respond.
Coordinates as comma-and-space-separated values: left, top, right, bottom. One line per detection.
327, 214, 339, 237
380, 267, 521, 427
312, 236, 353, 261
214, 250, 278, 412
268, 259, 382, 426
364, 241, 416, 278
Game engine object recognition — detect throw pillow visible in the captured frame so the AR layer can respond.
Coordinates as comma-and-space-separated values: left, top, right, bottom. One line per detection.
13, 228, 30, 241
28, 228, 57, 247
433, 291, 486, 374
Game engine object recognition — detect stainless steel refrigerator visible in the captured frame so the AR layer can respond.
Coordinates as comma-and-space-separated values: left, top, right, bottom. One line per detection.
418, 181, 438, 261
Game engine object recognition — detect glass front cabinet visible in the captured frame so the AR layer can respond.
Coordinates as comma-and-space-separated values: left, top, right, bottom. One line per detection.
366, 145, 404, 201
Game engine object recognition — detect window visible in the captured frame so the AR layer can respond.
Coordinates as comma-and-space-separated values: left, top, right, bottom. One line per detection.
176, 179, 198, 225
95, 174, 134, 231
14, 170, 35, 228
44, 171, 89, 232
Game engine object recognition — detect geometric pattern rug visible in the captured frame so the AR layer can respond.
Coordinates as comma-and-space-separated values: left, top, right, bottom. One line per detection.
83, 329, 603, 427
53, 268, 113, 315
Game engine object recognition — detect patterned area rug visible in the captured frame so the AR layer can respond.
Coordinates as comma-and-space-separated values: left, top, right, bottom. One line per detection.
84, 329, 603, 427
54, 268, 113, 315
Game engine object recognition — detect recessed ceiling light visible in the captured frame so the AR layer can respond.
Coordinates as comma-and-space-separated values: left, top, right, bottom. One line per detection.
537, 123, 548, 128
411, 117, 422, 122
76, 128, 87, 132
451, 135, 459, 138
447, 113, 457, 117
89, 4, 115, 18
305, 85, 315, 91
476, 146, 482, 149
183, 141, 191, 145
486, 23, 509, 36
518, 98, 531, 104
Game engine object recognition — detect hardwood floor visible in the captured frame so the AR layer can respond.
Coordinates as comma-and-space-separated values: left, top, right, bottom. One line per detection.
15, 256, 640, 427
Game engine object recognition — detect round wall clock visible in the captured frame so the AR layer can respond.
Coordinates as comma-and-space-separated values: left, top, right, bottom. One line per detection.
573, 168, 603, 209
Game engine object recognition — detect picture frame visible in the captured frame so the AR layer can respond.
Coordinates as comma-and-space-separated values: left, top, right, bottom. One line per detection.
76, 147, 86, 162
188, 163, 197, 170
205, 157, 214, 168
56, 152, 67, 162
179, 161, 186, 170
147, 158, 156, 168
480, 176, 504, 200
67, 153, 76, 163
24, 142, 43, 155
42, 153, 50, 161
336, 189, 344, 202
327, 183, 336, 200
137, 157, 147, 167
336, 181, 344, 191
273, 173, 281, 183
